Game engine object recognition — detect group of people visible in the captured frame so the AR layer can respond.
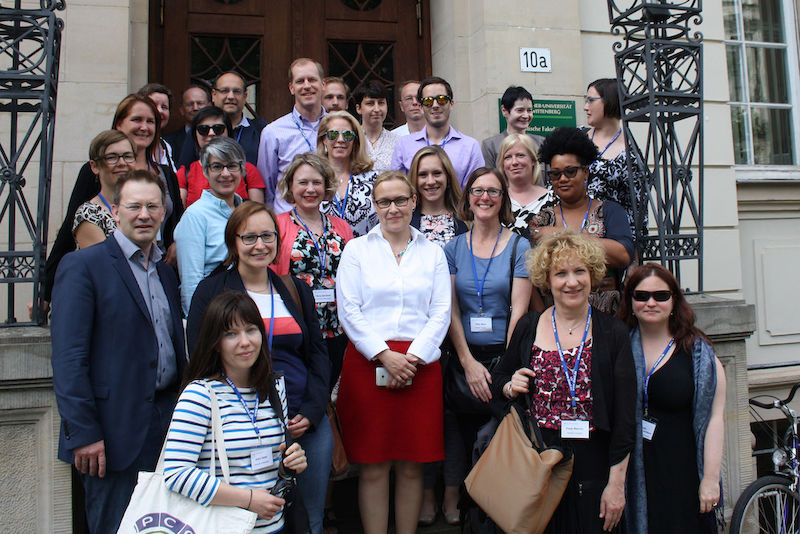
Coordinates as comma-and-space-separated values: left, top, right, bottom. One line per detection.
48, 55, 725, 534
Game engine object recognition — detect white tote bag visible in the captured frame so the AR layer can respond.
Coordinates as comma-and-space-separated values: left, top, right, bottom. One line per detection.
117, 383, 258, 533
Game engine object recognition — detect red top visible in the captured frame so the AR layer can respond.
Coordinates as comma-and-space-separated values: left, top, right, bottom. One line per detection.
176, 160, 266, 207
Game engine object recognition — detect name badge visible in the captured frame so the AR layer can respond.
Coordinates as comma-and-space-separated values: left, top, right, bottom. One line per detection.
560, 419, 590, 439
470, 315, 493, 333
250, 447, 274, 472
642, 417, 658, 441
313, 289, 335, 304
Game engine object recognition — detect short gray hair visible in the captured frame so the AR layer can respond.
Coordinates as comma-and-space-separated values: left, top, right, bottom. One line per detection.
200, 137, 247, 179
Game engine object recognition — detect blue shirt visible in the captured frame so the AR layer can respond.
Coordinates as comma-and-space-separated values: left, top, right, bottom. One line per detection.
445, 233, 530, 345
174, 190, 241, 314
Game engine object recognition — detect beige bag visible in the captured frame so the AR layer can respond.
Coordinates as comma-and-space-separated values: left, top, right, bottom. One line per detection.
464, 405, 574, 534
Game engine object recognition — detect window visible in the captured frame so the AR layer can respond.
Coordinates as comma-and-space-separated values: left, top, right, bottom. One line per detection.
723, 0, 800, 165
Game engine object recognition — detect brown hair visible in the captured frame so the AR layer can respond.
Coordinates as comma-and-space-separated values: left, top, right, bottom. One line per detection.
316, 111, 374, 174
89, 130, 135, 162
112, 169, 166, 205
408, 146, 461, 214
456, 167, 513, 225
279, 152, 337, 204
112, 94, 161, 169
222, 202, 281, 268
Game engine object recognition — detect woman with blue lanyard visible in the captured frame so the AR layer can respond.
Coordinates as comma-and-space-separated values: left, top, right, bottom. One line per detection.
584, 78, 647, 236
273, 152, 354, 386
493, 230, 636, 533
318, 110, 379, 237
529, 127, 634, 313
186, 201, 332, 534
72, 130, 135, 248
443, 167, 532, 524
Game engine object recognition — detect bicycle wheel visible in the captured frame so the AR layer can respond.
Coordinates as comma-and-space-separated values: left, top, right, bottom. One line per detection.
731, 475, 799, 534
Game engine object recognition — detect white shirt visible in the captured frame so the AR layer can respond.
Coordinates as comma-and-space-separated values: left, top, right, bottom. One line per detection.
391, 123, 410, 137
336, 225, 451, 363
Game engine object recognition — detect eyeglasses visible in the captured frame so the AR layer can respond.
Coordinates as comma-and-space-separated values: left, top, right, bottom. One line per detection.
120, 203, 162, 214
584, 96, 603, 104
208, 162, 242, 174
98, 152, 136, 165
196, 124, 227, 136
468, 187, 503, 198
632, 290, 673, 302
237, 231, 278, 245
545, 166, 585, 181
374, 196, 411, 209
324, 129, 356, 142
421, 94, 452, 107
214, 86, 244, 96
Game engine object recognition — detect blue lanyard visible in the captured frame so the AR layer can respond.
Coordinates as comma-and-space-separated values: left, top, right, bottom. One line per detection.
551, 306, 592, 408
292, 115, 314, 151
222, 376, 260, 438
426, 131, 451, 148
234, 124, 244, 143
266, 278, 275, 353
468, 227, 502, 314
559, 197, 592, 233
293, 208, 328, 273
643, 338, 675, 417
97, 192, 113, 214
592, 128, 622, 159
332, 177, 351, 218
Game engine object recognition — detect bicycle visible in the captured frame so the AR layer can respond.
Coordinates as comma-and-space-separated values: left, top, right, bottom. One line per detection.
730, 381, 799, 534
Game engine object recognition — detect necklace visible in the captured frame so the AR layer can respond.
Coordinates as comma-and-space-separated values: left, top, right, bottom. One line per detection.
555, 311, 588, 335
395, 237, 413, 258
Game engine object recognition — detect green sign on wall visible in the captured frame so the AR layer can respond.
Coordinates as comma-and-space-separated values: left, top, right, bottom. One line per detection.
498, 99, 577, 137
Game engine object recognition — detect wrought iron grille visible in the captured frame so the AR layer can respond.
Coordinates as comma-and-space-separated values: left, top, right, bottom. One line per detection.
328, 41, 395, 125
191, 35, 261, 118
607, 0, 704, 291
0, 1, 64, 326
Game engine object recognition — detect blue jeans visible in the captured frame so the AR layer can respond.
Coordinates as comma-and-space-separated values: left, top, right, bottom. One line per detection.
296, 412, 333, 534
80, 393, 174, 533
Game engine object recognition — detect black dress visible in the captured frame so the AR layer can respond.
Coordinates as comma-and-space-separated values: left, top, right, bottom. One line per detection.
643, 348, 705, 533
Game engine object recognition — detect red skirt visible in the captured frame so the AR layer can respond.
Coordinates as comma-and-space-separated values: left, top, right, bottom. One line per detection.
337, 340, 444, 464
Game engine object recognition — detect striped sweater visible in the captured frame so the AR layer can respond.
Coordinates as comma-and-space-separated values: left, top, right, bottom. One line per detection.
163, 378, 288, 533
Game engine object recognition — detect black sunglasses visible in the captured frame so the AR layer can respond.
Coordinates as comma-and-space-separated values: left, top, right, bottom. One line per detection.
545, 166, 585, 181
632, 290, 673, 302
197, 123, 227, 136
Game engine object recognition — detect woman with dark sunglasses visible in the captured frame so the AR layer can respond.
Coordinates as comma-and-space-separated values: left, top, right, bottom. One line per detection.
617, 263, 725, 534
317, 110, 379, 237
529, 127, 634, 313
176, 105, 266, 207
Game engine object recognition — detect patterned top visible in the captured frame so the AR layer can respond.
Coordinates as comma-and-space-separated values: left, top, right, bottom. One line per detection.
530, 340, 594, 430
72, 201, 116, 244
287, 211, 348, 338
508, 190, 556, 235
364, 128, 397, 175
419, 213, 457, 248
588, 151, 648, 234
528, 198, 608, 237
320, 171, 379, 237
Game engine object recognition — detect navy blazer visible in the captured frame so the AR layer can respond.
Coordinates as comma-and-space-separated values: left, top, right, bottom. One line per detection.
186, 267, 331, 429
51, 236, 187, 471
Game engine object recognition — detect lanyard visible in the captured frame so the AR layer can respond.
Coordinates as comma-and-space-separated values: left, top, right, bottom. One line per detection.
222, 376, 260, 439
426, 131, 451, 148
234, 125, 243, 143
97, 192, 113, 214
265, 277, 275, 353
292, 115, 314, 151
592, 128, 622, 159
559, 197, 592, 233
643, 338, 675, 417
468, 227, 502, 314
332, 177, 351, 218
293, 208, 328, 273
551, 306, 592, 409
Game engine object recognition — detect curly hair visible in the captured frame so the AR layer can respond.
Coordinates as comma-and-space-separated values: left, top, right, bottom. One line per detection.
527, 230, 607, 291
537, 127, 599, 167
617, 262, 710, 353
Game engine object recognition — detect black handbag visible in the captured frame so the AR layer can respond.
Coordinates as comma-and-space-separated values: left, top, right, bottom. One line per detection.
444, 235, 521, 415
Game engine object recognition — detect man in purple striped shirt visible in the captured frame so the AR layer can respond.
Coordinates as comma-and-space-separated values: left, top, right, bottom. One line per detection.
390, 76, 484, 188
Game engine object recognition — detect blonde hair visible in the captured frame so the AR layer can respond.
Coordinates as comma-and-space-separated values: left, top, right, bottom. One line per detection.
527, 230, 607, 291
316, 111, 374, 175
279, 152, 337, 204
497, 133, 542, 186
372, 171, 416, 198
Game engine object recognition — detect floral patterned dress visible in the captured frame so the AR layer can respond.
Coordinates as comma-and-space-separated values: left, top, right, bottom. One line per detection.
588, 151, 647, 236
508, 190, 556, 235
287, 211, 348, 338
72, 201, 116, 247
530, 340, 594, 430
419, 213, 457, 248
320, 171, 379, 238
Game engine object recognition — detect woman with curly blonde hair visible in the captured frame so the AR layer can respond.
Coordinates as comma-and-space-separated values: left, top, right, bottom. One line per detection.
491, 230, 636, 533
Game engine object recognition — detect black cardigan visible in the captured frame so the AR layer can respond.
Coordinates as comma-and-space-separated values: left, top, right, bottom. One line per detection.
186, 267, 331, 429
490, 308, 636, 466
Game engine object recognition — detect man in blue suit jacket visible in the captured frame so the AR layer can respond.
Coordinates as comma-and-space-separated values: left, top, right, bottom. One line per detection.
51, 170, 187, 533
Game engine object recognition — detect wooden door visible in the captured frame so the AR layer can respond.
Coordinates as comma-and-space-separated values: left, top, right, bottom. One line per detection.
149, 0, 431, 132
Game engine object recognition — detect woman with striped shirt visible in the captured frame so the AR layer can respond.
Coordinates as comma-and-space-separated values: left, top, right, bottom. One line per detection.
164, 291, 307, 533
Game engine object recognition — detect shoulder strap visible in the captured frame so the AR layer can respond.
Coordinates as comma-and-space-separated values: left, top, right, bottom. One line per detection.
505, 234, 522, 337
267, 376, 293, 446
279, 274, 303, 317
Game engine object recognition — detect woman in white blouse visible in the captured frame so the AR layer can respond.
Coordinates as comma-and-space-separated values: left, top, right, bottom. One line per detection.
336, 171, 451, 534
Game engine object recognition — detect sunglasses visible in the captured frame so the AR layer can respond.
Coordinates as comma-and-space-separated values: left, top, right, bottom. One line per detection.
325, 129, 356, 142
632, 290, 673, 302
197, 124, 227, 136
545, 166, 585, 181
421, 94, 452, 107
